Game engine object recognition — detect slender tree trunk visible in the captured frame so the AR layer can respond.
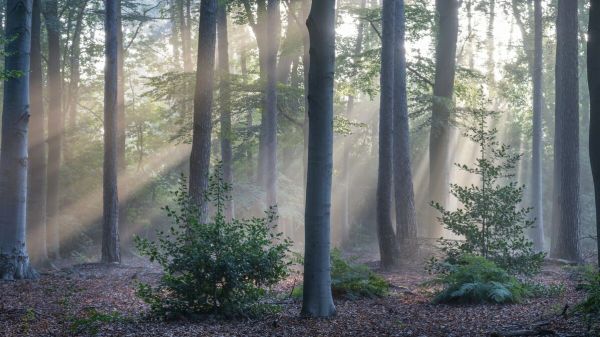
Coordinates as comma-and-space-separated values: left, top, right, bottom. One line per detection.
377, 0, 401, 269
66, 1, 86, 135
44, 0, 62, 259
393, 0, 417, 259
301, 0, 310, 192
170, 0, 181, 68
117, 0, 125, 172
217, 2, 234, 219
240, 49, 254, 180
181, 0, 193, 72
341, 0, 366, 244
265, 0, 280, 207
189, 0, 217, 219
588, 0, 600, 268
301, 0, 336, 318
427, 0, 459, 238
0, 0, 37, 279
102, 0, 121, 263
277, 0, 301, 84
530, 0, 544, 251
465, 0, 474, 69
551, 0, 580, 261
27, 0, 47, 266
487, 0, 496, 87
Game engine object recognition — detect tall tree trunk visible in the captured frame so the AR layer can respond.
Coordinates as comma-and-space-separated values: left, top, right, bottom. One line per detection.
465, 0, 474, 69
277, 0, 301, 84
377, 0, 401, 269
530, 0, 544, 251
301, 0, 336, 318
66, 1, 87, 135
117, 0, 125, 172
551, 0, 580, 261
393, 0, 417, 258
240, 49, 254, 180
487, 0, 495, 87
341, 0, 366, 244
217, 1, 234, 219
44, 0, 62, 259
27, 0, 47, 266
588, 0, 600, 268
264, 0, 280, 207
170, 0, 181, 68
181, 0, 193, 72
301, 0, 310, 192
189, 0, 217, 219
427, 0, 459, 238
102, 0, 121, 263
0, 0, 37, 279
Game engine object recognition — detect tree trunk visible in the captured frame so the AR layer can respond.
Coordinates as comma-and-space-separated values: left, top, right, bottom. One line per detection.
264, 0, 280, 207
27, 0, 47, 266
44, 0, 62, 259
117, 0, 125, 172
66, 1, 87, 135
301, 0, 310, 192
102, 0, 121, 263
189, 0, 217, 219
588, 0, 600, 268
217, 1, 234, 219
551, 0, 580, 262
487, 0, 495, 87
393, 0, 417, 259
181, 0, 193, 72
277, 0, 301, 84
301, 0, 336, 318
170, 0, 181, 68
240, 49, 254, 180
530, 0, 544, 251
377, 0, 401, 269
427, 0, 459, 238
341, 0, 366, 245
0, 0, 37, 279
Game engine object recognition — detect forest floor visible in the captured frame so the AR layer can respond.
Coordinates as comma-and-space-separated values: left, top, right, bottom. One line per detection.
0, 257, 592, 337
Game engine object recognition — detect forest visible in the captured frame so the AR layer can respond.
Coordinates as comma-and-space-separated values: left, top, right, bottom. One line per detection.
1, 0, 600, 335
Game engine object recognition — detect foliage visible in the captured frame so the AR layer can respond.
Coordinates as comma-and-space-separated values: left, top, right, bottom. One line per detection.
432, 102, 544, 275
293, 249, 388, 300
431, 255, 529, 304
69, 308, 123, 336
574, 268, 600, 331
134, 165, 292, 318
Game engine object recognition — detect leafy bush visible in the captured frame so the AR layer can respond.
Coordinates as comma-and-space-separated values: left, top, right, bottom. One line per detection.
432, 106, 544, 275
431, 255, 528, 304
574, 269, 600, 330
135, 166, 292, 318
293, 249, 388, 299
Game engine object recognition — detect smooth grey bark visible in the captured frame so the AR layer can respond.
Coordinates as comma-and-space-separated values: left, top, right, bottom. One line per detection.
551, 0, 580, 261
530, 0, 544, 251
217, 1, 234, 219
377, 0, 401, 269
341, 0, 366, 244
27, 0, 47, 265
427, 0, 459, 238
189, 0, 216, 219
301, 0, 336, 318
0, 0, 37, 279
117, 0, 125, 172
44, 0, 62, 259
102, 0, 121, 263
393, 0, 417, 258
301, 0, 309, 191
264, 0, 280, 207
588, 0, 600, 268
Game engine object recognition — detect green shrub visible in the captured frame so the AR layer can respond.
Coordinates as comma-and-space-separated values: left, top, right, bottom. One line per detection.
432, 105, 544, 275
574, 268, 600, 330
134, 166, 292, 318
293, 249, 388, 299
431, 255, 528, 304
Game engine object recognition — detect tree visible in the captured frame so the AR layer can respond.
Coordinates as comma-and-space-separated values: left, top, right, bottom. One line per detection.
377, 0, 401, 269
588, 0, 600, 268
217, 1, 234, 219
551, 0, 580, 261
27, 0, 48, 265
103, 0, 121, 263
530, 0, 544, 251
44, 0, 62, 259
428, 0, 459, 238
264, 0, 280, 207
393, 0, 417, 258
0, 0, 37, 279
189, 0, 217, 218
301, 0, 336, 318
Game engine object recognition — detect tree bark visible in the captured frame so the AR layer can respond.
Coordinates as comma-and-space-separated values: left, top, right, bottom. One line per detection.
588, 0, 600, 268
189, 0, 217, 219
377, 0, 401, 269
301, 0, 336, 318
427, 0, 459, 238
551, 0, 580, 262
393, 0, 417, 259
217, 1, 234, 219
264, 0, 280, 207
66, 1, 87, 135
180, 0, 193, 72
530, 0, 544, 251
0, 0, 37, 279
27, 0, 47, 266
102, 0, 121, 263
44, 0, 62, 259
